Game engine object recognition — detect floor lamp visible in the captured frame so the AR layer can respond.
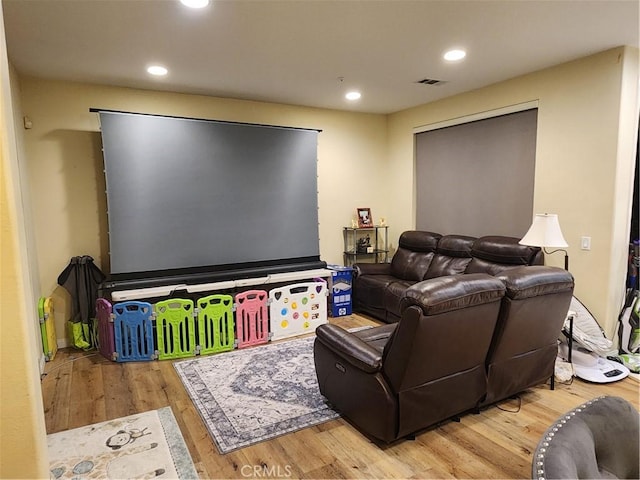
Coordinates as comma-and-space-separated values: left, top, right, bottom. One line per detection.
519, 213, 571, 363
519, 213, 569, 270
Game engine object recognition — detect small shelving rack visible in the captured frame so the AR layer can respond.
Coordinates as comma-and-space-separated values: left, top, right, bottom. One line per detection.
343, 225, 389, 266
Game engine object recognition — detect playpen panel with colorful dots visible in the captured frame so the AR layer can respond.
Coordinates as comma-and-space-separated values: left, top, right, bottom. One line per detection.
197, 294, 236, 355
96, 298, 116, 361
113, 301, 155, 362
154, 299, 197, 360
38, 297, 58, 361
235, 290, 269, 348
268, 281, 328, 341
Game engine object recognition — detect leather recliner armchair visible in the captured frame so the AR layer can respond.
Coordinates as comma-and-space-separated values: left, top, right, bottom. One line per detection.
482, 266, 575, 406
314, 265, 574, 443
314, 273, 506, 443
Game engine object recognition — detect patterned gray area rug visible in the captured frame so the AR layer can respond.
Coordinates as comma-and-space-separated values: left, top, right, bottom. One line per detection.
174, 335, 338, 454
48, 407, 198, 479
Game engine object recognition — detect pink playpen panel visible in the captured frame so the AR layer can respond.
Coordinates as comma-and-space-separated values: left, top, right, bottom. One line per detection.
235, 290, 269, 348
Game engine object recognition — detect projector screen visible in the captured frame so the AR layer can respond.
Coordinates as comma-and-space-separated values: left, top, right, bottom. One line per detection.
96, 110, 321, 280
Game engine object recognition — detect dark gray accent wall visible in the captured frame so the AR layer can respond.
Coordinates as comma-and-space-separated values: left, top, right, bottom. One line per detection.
415, 109, 537, 237
99, 111, 320, 275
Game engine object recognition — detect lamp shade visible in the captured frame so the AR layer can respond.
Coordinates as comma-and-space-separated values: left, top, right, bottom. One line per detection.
519, 213, 568, 248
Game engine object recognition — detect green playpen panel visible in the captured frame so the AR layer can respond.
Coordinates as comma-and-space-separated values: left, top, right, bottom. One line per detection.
38, 297, 46, 355
155, 299, 196, 360
197, 294, 235, 355
38, 297, 57, 361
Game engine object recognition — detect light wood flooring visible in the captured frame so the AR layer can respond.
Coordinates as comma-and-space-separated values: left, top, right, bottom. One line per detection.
41, 314, 640, 479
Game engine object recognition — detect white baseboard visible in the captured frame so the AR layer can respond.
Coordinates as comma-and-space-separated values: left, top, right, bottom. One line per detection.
57, 337, 70, 349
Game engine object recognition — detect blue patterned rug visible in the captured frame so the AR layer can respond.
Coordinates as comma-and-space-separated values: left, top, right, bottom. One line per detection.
174, 335, 338, 454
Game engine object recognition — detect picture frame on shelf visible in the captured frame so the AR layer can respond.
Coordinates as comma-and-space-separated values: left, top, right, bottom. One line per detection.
357, 207, 373, 228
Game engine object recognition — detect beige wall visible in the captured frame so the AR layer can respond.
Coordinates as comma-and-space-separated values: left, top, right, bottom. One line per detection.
19, 78, 388, 340
16, 47, 639, 343
388, 46, 639, 336
0, 4, 49, 477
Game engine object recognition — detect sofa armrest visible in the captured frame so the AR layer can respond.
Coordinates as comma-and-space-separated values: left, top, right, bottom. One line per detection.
401, 273, 505, 316
497, 266, 574, 299
353, 262, 392, 278
315, 324, 383, 373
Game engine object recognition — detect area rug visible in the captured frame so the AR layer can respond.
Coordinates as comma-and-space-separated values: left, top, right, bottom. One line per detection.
48, 407, 198, 479
174, 335, 339, 454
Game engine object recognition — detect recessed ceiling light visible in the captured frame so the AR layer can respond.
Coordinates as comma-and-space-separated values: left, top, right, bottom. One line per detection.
443, 49, 466, 62
147, 65, 168, 76
345, 91, 361, 101
180, 0, 210, 8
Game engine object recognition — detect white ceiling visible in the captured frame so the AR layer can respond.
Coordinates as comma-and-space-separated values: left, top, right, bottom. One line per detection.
3, 0, 639, 114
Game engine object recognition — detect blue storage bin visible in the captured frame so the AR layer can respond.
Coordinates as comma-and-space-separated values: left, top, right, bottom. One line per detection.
328, 265, 353, 317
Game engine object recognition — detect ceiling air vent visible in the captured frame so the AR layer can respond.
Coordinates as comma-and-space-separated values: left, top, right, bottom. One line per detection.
416, 78, 445, 85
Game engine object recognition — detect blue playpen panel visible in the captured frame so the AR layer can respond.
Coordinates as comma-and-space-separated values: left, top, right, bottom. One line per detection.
113, 301, 155, 362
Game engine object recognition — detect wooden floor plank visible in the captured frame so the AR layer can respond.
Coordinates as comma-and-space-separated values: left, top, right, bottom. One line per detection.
41, 349, 74, 434
437, 420, 528, 479
274, 427, 337, 475
102, 359, 138, 420
40, 313, 640, 479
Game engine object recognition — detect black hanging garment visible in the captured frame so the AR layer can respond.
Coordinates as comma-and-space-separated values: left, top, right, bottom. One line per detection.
57, 255, 106, 349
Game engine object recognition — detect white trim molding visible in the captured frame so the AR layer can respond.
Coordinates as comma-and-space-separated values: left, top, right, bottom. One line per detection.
413, 100, 540, 134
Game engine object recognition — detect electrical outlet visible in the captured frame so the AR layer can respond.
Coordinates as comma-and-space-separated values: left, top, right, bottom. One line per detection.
581, 236, 591, 250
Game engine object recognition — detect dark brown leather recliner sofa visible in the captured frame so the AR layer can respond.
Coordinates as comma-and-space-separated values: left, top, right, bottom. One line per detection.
352, 231, 544, 323
314, 231, 574, 444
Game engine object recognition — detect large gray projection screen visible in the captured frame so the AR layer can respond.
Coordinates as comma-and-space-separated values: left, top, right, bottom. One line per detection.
415, 108, 537, 238
98, 111, 320, 276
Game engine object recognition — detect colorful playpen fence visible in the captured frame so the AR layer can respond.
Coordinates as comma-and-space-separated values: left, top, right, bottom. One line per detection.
94, 281, 328, 361
197, 294, 236, 355
95, 298, 116, 361
235, 290, 269, 348
112, 301, 155, 362
154, 299, 197, 360
269, 281, 328, 341
38, 297, 57, 361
